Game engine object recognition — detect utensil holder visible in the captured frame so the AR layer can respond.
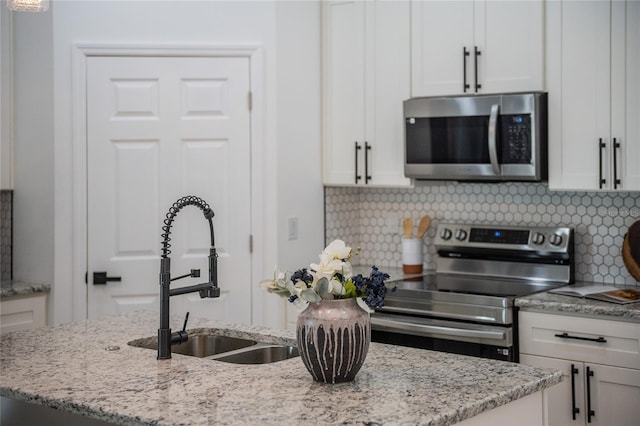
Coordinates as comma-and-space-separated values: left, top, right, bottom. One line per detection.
402, 238, 423, 274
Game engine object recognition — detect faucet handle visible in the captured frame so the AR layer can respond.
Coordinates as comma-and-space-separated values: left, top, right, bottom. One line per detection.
181, 312, 190, 333
170, 269, 200, 282
169, 312, 190, 347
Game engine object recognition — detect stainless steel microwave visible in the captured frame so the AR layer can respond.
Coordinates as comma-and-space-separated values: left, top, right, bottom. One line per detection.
404, 92, 547, 181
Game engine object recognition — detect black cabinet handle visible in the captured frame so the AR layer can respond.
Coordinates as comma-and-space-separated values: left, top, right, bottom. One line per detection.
474, 46, 482, 92
613, 138, 621, 189
463, 47, 470, 92
554, 332, 607, 343
599, 138, 607, 189
586, 366, 595, 423
571, 364, 580, 420
354, 141, 362, 184
364, 141, 372, 184
93, 272, 122, 285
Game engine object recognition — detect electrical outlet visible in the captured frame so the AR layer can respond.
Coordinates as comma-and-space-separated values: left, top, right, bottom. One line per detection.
288, 217, 299, 241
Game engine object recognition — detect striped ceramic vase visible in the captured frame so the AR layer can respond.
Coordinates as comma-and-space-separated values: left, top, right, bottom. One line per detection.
296, 298, 370, 383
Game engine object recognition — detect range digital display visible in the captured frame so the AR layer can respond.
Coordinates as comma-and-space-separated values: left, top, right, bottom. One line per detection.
469, 228, 530, 244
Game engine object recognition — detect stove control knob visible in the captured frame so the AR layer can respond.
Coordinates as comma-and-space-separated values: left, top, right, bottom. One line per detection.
531, 232, 545, 245
455, 229, 467, 241
549, 233, 563, 246
440, 228, 452, 240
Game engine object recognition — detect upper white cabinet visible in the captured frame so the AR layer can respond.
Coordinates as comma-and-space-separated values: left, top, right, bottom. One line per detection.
322, 0, 411, 187
411, 0, 544, 97
547, 0, 640, 191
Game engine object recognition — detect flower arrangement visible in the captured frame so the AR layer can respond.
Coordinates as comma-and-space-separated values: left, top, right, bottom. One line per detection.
261, 240, 393, 310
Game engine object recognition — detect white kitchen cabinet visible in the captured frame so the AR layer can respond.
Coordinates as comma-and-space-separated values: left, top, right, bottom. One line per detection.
519, 311, 640, 426
322, 0, 411, 187
0, 294, 47, 335
547, 0, 640, 191
411, 0, 544, 97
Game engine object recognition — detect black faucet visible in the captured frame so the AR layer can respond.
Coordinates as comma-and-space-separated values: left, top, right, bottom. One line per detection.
157, 196, 221, 360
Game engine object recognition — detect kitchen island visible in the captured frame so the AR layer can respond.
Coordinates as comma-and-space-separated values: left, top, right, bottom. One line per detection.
0, 311, 561, 425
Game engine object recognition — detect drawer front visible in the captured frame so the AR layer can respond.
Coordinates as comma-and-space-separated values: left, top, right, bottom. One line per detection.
519, 311, 640, 369
0, 294, 47, 335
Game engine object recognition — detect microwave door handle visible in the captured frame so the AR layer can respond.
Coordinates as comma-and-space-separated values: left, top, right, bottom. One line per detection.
488, 103, 501, 175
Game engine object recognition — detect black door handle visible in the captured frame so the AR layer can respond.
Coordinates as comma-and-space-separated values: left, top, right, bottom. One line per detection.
570, 364, 580, 420
93, 271, 122, 285
474, 46, 482, 92
355, 141, 362, 184
463, 46, 470, 92
586, 366, 595, 423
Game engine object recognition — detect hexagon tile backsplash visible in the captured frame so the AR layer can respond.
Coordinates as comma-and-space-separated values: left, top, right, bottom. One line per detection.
325, 182, 640, 286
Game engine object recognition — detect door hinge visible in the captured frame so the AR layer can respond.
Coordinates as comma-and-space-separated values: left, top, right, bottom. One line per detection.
85, 272, 88, 285
248, 91, 252, 111
249, 234, 253, 253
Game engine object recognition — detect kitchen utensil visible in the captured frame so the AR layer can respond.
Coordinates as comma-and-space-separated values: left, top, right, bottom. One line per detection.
416, 215, 431, 239
402, 218, 413, 239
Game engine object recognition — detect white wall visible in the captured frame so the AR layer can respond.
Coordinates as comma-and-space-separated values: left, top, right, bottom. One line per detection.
0, 5, 13, 190
275, 1, 325, 328
12, 9, 55, 287
10, 0, 324, 327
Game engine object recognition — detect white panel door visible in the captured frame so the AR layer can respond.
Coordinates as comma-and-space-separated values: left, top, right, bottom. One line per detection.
87, 56, 252, 324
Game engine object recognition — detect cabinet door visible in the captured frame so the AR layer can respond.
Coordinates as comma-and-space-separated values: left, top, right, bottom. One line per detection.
588, 363, 640, 426
612, 0, 640, 190
366, 0, 411, 187
411, 0, 474, 97
548, 0, 640, 191
322, 0, 366, 185
548, 0, 611, 190
476, 0, 544, 94
520, 354, 586, 426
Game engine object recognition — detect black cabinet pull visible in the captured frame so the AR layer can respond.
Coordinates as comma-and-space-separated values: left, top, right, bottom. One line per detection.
586, 366, 595, 423
613, 138, 621, 189
463, 47, 470, 92
474, 46, 482, 92
93, 271, 122, 285
555, 332, 607, 344
570, 364, 580, 420
599, 138, 607, 189
364, 141, 372, 184
354, 141, 362, 184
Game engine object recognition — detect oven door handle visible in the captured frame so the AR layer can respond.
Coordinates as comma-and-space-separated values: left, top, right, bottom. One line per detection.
488, 103, 501, 176
371, 317, 506, 341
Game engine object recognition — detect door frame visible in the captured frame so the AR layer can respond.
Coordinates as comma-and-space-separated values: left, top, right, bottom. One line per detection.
69, 44, 265, 322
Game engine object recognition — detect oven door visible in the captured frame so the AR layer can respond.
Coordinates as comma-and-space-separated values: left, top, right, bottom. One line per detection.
371, 312, 515, 362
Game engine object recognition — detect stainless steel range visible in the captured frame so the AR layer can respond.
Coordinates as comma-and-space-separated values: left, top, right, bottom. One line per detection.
372, 223, 574, 362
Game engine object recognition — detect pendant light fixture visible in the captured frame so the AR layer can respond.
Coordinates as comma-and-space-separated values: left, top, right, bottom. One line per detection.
6, 0, 49, 12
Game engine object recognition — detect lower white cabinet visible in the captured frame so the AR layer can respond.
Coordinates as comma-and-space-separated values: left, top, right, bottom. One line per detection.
0, 294, 47, 335
519, 311, 640, 426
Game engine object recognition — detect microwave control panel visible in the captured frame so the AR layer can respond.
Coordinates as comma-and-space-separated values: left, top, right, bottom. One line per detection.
501, 114, 532, 164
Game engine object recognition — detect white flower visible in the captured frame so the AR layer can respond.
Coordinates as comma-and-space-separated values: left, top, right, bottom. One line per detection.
259, 239, 389, 310
323, 239, 352, 261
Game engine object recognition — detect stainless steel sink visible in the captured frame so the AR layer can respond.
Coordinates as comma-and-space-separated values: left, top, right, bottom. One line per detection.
214, 344, 299, 364
127, 332, 299, 364
128, 334, 257, 358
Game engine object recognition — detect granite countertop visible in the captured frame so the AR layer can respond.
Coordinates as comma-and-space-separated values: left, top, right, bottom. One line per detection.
0, 310, 561, 425
516, 282, 640, 321
0, 280, 51, 299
